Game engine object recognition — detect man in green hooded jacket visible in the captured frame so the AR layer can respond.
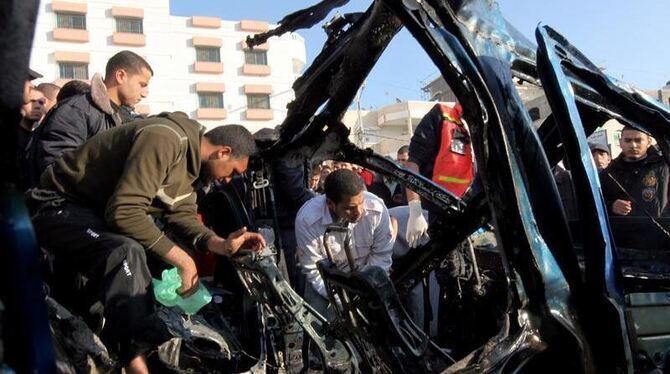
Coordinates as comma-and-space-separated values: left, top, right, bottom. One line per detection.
32, 112, 265, 373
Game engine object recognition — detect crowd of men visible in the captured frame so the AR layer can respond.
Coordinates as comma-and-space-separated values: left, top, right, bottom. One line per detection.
14, 48, 669, 372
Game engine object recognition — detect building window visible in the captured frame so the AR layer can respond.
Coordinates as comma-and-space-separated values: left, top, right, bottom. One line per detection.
56, 12, 86, 29
196, 47, 221, 63
58, 62, 88, 79
198, 93, 224, 108
116, 17, 143, 34
244, 50, 267, 65
247, 94, 270, 109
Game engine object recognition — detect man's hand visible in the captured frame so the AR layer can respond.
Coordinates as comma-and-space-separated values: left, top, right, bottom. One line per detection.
177, 258, 199, 296
208, 227, 266, 257
612, 199, 632, 216
163, 246, 199, 296
406, 199, 428, 248
227, 227, 266, 254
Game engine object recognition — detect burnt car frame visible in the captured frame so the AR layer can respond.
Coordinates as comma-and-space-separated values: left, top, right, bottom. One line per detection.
240, 0, 670, 372
2, 0, 669, 373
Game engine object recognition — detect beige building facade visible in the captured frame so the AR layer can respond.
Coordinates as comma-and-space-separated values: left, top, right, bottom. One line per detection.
30, 0, 306, 132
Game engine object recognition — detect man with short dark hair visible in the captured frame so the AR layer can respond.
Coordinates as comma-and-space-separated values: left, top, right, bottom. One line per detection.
30, 112, 265, 373
30, 50, 153, 186
295, 169, 394, 313
601, 126, 669, 217
17, 88, 47, 189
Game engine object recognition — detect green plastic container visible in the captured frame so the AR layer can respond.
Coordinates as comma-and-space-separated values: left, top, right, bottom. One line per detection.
152, 267, 212, 315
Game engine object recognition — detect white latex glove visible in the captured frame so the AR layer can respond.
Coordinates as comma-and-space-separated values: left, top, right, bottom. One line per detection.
406, 199, 428, 248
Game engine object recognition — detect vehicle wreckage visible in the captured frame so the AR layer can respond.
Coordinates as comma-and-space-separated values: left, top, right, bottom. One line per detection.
2, 0, 669, 373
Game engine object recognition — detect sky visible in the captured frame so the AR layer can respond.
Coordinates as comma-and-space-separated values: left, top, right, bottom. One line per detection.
170, 0, 669, 109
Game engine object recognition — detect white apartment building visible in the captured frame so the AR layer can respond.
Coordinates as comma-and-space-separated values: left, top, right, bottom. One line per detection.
29, 0, 306, 132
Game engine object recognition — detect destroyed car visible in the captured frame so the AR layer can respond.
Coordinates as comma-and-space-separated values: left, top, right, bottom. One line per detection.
2, 0, 670, 373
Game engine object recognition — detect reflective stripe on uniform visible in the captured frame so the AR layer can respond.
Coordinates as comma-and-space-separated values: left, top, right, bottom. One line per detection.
436, 175, 471, 184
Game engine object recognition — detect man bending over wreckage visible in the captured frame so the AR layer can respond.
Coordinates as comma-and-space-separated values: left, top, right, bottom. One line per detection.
29, 112, 265, 373
296, 169, 395, 317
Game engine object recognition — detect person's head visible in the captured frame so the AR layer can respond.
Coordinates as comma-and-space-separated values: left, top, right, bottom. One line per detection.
104, 50, 153, 107
334, 162, 352, 171
320, 165, 332, 180
23, 68, 42, 104
397, 145, 409, 163
325, 169, 367, 223
588, 142, 611, 170
310, 168, 321, 189
200, 124, 257, 184
619, 126, 653, 162
56, 80, 91, 102
21, 89, 46, 122
35, 83, 60, 112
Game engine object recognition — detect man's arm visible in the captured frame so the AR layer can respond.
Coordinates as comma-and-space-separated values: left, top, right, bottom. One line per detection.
404, 161, 421, 203
366, 206, 395, 272
404, 106, 442, 246
405, 104, 443, 201
295, 215, 328, 298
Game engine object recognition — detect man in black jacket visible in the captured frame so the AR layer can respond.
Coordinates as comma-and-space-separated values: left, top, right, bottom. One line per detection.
28, 50, 152, 186
601, 126, 669, 217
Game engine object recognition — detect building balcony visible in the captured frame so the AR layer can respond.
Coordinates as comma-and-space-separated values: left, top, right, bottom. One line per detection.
243, 84, 272, 94
194, 62, 224, 74
191, 16, 221, 29
197, 108, 227, 120
242, 64, 270, 76
112, 32, 145, 46
239, 20, 269, 33
52, 1, 87, 13
195, 82, 225, 92
54, 51, 90, 63
245, 108, 273, 121
192, 36, 222, 47
53, 28, 89, 43
111, 6, 144, 18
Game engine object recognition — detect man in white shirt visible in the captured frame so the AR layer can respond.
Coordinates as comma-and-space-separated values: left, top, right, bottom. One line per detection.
295, 169, 395, 315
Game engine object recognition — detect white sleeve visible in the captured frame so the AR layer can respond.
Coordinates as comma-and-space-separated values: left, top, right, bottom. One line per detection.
295, 216, 327, 298
367, 207, 395, 272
